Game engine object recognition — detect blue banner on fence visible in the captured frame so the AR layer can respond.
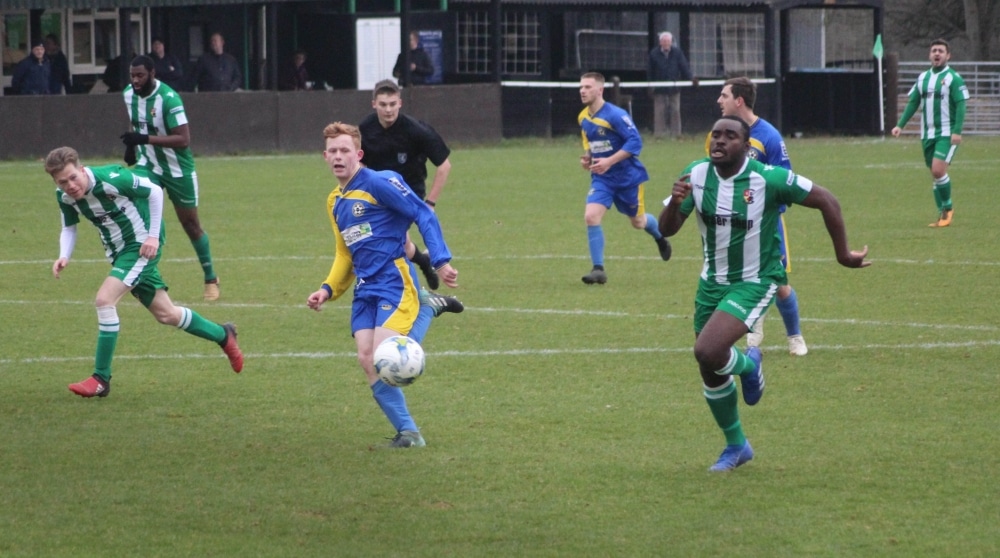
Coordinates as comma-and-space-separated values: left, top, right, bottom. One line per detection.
419, 30, 443, 85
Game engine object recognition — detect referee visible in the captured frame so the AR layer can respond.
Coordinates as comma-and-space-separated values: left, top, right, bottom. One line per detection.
359, 79, 452, 290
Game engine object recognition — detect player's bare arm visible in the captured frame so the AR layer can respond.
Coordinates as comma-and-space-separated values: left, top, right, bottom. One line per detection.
425, 158, 451, 205
799, 185, 871, 269
658, 173, 691, 238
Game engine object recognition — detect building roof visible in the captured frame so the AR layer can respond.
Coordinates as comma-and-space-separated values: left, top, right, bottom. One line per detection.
450, 0, 881, 7
7, 0, 880, 8
3, 0, 301, 8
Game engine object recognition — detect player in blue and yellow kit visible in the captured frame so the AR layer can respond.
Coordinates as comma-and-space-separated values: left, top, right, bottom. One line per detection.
714, 77, 807, 356
307, 122, 459, 449
577, 72, 672, 285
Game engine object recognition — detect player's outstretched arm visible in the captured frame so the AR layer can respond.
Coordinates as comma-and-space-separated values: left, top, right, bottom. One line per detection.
658, 174, 692, 238
799, 185, 871, 269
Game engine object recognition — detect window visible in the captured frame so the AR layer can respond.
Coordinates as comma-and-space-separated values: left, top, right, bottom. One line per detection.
787, 8, 874, 71
456, 11, 541, 76
68, 8, 145, 74
689, 12, 765, 78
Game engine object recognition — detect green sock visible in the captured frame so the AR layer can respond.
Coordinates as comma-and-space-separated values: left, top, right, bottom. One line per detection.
176, 307, 225, 343
938, 180, 952, 210
93, 329, 118, 382
192, 233, 216, 282
718, 346, 757, 377
704, 378, 746, 446
932, 183, 944, 211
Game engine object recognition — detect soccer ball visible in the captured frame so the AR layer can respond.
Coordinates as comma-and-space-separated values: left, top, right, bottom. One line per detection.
374, 335, 425, 387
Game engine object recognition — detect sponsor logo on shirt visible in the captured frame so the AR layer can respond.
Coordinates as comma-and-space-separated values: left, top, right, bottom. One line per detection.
715, 213, 754, 231
590, 139, 613, 154
341, 222, 373, 246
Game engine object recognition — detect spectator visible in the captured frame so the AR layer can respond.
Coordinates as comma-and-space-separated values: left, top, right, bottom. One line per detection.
12, 41, 51, 95
280, 49, 311, 91
393, 31, 434, 86
102, 52, 134, 93
149, 37, 185, 91
44, 34, 72, 94
194, 32, 242, 92
647, 31, 695, 138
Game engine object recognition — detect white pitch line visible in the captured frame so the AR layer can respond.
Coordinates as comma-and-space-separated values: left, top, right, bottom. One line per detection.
4, 339, 1000, 367
5, 254, 1000, 266
0, 299, 996, 332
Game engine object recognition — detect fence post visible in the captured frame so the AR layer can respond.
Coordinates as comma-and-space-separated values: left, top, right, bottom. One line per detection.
884, 52, 899, 133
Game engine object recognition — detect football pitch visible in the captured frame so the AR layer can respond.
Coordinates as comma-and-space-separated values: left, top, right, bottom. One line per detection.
1, 135, 998, 556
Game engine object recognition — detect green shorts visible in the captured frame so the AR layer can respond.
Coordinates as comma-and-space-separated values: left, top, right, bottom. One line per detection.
693, 278, 778, 334
922, 137, 958, 168
110, 247, 168, 308
134, 167, 200, 209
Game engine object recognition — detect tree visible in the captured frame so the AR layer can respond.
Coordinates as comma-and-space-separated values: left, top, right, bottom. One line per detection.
887, 0, 998, 60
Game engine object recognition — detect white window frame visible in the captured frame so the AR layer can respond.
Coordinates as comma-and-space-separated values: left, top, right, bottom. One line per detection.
67, 8, 147, 75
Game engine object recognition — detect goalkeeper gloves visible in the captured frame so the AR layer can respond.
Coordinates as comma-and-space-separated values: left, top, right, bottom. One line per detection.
120, 132, 150, 146
124, 144, 137, 166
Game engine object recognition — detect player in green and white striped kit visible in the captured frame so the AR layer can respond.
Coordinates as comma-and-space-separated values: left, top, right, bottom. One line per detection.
659, 117, 871, 471
892, 38, 969, 228
45, 147, 244, 398
120, 55, 221, 300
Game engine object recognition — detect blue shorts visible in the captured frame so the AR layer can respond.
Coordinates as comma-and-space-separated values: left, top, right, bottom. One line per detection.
586, 178, 646, 219
777, 212, 790, 272
350, 258, 421, 336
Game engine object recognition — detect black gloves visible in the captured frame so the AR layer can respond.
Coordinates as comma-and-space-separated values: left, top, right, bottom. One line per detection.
120, 132, 150, 146
124, 144, 137, 166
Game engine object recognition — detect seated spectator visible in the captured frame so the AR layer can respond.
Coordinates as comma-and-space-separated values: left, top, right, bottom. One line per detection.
280, 50, 312, 91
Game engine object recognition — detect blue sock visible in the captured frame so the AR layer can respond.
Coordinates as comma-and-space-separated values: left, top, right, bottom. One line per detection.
776, 288, 801, 336
371, 380, 418, 433
587, 225, 604, 267
643, 213, 663, 239
409, 304, 434, 343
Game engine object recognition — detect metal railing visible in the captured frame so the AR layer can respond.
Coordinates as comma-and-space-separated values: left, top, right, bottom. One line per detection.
896, 61, 1000, 135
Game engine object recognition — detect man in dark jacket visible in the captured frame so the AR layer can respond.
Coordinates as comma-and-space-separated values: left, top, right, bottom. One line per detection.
12, 41, 51, 95
647, 31, 695, 138
194, 32, 242, 92
393, 31, 434, 86
44, 34, 72, 94
149, 38, 185, 91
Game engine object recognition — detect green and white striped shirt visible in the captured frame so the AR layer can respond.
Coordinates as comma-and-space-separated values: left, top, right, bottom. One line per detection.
123, 80, 196, 178
679, 158, 812, 285
57, 166, 163, 262
901, 66, 969, 140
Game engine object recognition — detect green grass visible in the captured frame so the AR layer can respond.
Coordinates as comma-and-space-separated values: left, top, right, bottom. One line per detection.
1, 135, 998, 557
